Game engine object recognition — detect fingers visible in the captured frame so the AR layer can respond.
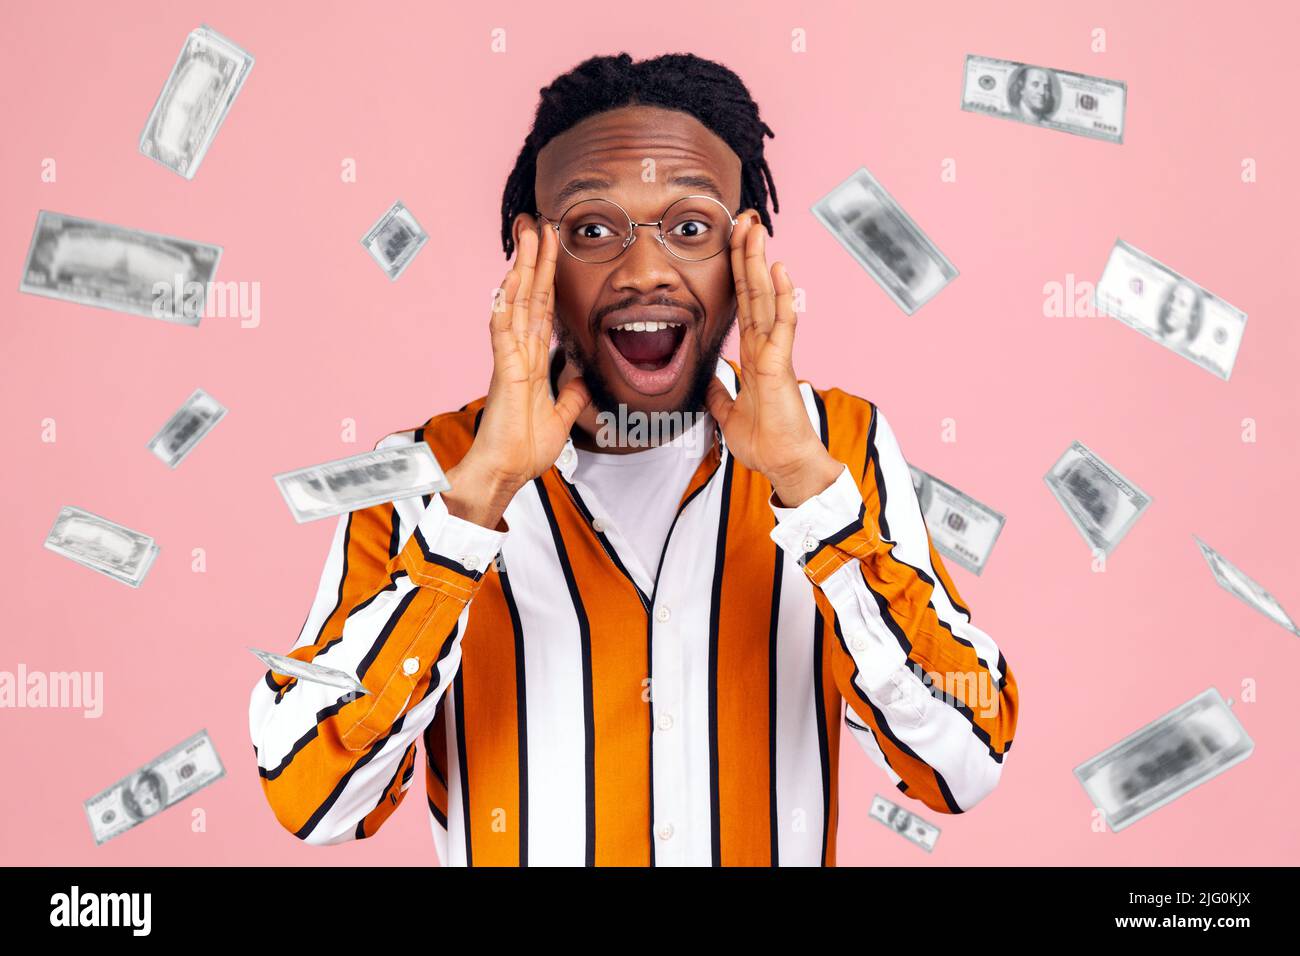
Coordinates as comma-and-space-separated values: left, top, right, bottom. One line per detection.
744, 219, 776, 337
729, 218, 753, 334
526, 225, 558, 368
553, 376, 592, 430
489, 269, 520, 342
705, 376, 735, 430
769, 261, 798, 357
511, 227, 539, 341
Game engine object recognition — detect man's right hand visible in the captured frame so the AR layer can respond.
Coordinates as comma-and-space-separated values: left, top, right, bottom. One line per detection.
442, 224, 591, 530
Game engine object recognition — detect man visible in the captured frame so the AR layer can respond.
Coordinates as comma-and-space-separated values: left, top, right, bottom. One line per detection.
1012, 66, 1057, 122
249, 52, 1018, 866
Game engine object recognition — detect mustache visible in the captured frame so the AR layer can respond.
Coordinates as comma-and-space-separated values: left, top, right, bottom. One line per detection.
591, 295, 702, 336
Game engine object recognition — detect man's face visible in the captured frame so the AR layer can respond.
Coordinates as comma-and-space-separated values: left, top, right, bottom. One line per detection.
1023, 69, 1050, 112
134, 782, 161, 815
1165, 283, 1198, 334
513, 105, 760, 421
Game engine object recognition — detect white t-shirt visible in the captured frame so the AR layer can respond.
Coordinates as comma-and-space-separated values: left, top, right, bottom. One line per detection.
571, 413, 714, 589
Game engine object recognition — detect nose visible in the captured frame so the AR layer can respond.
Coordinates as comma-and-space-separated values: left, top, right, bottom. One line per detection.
608, 222, 682, 292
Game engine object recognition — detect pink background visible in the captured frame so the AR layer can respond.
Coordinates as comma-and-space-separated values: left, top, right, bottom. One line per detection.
2, 0, 1297, 866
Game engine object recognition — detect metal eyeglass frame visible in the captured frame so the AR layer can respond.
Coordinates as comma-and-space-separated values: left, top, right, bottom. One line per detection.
535, 194, 740, 263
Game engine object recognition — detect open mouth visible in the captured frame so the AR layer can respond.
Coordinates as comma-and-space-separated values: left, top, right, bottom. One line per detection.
602, 318, 693, 396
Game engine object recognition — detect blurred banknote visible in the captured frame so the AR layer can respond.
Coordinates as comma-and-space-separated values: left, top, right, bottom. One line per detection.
140, 25, 254, 179
84, 730, 225, 845
275, 444, 450, 523
44, 506, 159, 587
1096, 239, 1246, 381
812, 167, 956, 315
1045, 441, 1150, 557
250, 648, 370, 698
1074, 688, 1253, 832
20, 211, 221, 325
910, 465, 1006, 575
961, 54, 1126, 144
148, 388, 227, 468
869, 794, 940, 852
361, 200, 428, 280
1194, 536, 1298, 635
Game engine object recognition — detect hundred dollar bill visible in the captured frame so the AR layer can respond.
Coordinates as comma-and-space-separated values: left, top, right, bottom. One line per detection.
812, 167, 957, 315
960, 54, 1126, 144
249, 648, 370, 698
139, 25, 254, 179
147, 388, 227, 468
1194, 535, 1298, 635
44, 506, 160, 587
19, 210, 222, 325
1074, 688, 1253, 832
1044, 441, 1150, 557
84, 730, 225, 845
1095, 239, 1246, 381
869, 794, 940, 852
910, 465, 1005, 575
361, 200, 428, 280
275, 444, 450, 523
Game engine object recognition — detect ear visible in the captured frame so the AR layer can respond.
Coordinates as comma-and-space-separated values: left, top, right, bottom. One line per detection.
511, 212, 540, 257
735, 207, 764, 232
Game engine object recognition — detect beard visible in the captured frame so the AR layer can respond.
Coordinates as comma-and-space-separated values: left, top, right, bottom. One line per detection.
554, 310, 736, 442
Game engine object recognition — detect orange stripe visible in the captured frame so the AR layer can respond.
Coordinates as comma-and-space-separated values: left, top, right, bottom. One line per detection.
540, 470, 653, 866
714, 465, 777, 866
459, 573, 523, 865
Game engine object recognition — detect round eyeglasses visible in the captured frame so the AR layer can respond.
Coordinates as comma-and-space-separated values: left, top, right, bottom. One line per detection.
536, 195, 738, 264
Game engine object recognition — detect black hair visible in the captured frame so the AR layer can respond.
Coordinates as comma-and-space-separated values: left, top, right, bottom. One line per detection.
500, 52, 778, 259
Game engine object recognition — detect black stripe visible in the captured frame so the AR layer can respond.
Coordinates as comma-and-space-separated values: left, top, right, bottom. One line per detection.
388, 505, 402, 558
830, 618, 964, 813
414, 428, 433, 509
812, 387, 830, 449
559, 474, 650, 610
499, 558, 530, 866
424, 725, 448, 790
427, 794, 448, 829
473, 407, 485, 435
356, 586, 421, 681
311, 513, 354, 647
706, 453, 736, 866
766, 536, 783, 867
534, 477, 596, 866
259, 694, 355, 780
357, 742, 416, 839
346, 571, 405, 619
812, 608, 832, 865
453, 669, 472, 866
412, 527, 484, 581
865, 407, 889, 541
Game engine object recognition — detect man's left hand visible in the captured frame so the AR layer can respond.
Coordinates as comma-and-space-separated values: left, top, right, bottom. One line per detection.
706, 217, 843, 508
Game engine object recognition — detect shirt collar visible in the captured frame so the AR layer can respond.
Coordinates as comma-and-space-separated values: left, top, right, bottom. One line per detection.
547, 341, 735, 482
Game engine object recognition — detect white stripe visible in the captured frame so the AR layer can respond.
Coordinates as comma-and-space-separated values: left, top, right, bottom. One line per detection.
505, 481, 589, 865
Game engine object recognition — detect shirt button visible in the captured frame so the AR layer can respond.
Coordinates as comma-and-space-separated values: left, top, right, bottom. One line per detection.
850, 637, 867, 653
592, 517, 605, 533
461, 555, 481, 572
656, 823, 674, 841
402, 657, 420, 676
657, 712, 674, 731
655, 605, 671, 623
558, 448, 574, 467
801, 535, 819, 553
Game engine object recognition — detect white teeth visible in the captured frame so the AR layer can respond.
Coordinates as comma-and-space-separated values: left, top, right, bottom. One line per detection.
611, 320, 684, 332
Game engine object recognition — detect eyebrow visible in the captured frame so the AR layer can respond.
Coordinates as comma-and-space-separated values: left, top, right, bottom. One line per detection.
548, 173, 727, 213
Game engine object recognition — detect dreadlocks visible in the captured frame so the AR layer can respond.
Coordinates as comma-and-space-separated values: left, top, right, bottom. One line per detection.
500, 52, 778, 259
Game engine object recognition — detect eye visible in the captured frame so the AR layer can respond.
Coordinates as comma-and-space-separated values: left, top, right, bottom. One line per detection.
573, 221, 619, 240
667, 219, 711, 238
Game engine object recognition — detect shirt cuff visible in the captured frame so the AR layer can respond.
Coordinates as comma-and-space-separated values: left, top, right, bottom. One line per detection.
398, 492, 508, 599
769, 463, 876, 565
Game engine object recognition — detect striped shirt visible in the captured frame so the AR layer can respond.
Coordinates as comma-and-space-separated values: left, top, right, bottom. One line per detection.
249, 350, 1019, 865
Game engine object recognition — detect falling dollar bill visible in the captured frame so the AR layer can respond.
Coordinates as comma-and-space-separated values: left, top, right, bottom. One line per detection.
44, 506, 160, 587
139, 25, 254, 179
147, 388, 227, 468
869, 794, 940, 852
84, 730, 225, 845
19, 210, 222, 325
361, 200, 428, 280
910, 465, 1006, 575
960, 54, 1126, 144
249, 648, 370, 697
812, 167, 957, 315
1193, 536, 1298, 635
1074, 688, 1253, 832
1095, 239, 1246, 381
1044, 441, 1150, 557
275, 444, 450, 523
